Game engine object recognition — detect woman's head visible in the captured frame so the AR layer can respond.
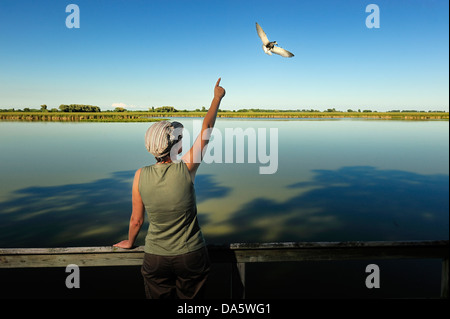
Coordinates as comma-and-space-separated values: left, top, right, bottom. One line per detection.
145, 121, 183, 161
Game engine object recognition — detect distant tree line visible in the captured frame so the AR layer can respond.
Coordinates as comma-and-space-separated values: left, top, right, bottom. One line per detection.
234, 108, 321, 113
0, 104, 103, 112
1, 105, 447, 113
153, 106, 178, 112
59, 104, 101, 112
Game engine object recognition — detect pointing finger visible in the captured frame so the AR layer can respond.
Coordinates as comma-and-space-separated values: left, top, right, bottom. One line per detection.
216, 77, 221, 87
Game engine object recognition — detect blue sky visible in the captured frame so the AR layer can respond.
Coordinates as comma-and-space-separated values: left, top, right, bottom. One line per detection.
0, 0, 448, 111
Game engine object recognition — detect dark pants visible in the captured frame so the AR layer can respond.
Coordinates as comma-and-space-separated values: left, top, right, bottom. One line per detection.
141, 246, 211, 299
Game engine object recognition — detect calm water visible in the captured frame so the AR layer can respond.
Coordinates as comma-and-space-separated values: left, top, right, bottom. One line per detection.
0, 119, 448, 248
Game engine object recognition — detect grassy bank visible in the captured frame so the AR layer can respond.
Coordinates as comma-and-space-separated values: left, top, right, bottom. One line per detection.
0, 112, 166, 122
0, 111, 448, 122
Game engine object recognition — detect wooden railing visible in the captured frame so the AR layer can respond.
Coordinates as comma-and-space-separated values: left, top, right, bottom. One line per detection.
1, 240, 448, 298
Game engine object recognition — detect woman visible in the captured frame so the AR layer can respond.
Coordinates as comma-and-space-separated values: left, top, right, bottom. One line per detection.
114, 78, 226, 299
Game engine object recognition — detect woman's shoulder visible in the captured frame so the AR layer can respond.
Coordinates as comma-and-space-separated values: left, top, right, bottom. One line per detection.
137, 165, 153, 176
134, 167, 143, 178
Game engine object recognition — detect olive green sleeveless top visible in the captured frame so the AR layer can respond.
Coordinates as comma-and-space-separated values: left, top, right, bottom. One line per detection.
138, 161, 205, 256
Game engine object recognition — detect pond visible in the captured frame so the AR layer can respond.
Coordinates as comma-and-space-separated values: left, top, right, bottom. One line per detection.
0, 118, 448, 248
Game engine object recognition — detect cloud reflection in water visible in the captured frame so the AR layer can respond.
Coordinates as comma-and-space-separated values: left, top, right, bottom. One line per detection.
0, 166, 448, 248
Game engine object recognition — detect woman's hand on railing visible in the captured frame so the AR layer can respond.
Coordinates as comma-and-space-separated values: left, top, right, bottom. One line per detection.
113, 240, 134, 249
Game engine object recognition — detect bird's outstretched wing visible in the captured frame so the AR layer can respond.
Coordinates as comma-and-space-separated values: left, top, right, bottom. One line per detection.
271, 46, 294, 58
256, 22, 270, 45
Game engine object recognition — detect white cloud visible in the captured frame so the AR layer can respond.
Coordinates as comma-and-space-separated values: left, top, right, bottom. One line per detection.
111, 102, 128, 108
111, 102, 146, 110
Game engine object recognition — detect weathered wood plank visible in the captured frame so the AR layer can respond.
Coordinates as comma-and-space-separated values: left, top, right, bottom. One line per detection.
442, 258, 449, 298
1, 240, 447, 255
0, 241, 448, 269
2, 240, 446, 255
233, 246, 448, 263
0, 246, 144, 255
0, 252, 145, 268
0, 246, 145, 268
228, 240, 449, 250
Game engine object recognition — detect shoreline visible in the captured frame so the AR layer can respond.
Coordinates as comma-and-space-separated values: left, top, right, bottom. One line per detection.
0, 111, 448, 122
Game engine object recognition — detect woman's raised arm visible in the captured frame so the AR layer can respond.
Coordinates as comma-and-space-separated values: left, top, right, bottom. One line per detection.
182, 78, 225, 181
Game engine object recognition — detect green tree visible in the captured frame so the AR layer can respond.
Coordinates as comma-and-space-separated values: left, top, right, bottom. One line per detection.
155, 106, 178, 112
59, 104, 101, 112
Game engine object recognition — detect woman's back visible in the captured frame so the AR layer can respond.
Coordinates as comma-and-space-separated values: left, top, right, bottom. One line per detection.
139, 161, 205, 256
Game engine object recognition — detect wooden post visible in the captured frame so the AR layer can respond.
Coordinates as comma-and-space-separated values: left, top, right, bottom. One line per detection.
442, 257, 449, 298
231, 262, 246, 299
237, 262, 246, 299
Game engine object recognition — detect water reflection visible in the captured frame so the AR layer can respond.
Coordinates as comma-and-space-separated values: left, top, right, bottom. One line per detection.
0, 166, 447, 248
204, 166, 449, 244
0, 172, 231, 248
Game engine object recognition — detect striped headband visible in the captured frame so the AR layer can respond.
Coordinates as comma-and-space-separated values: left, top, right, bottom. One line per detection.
145, 121, 183, 159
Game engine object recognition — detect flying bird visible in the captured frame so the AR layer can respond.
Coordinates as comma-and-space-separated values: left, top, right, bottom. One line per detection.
256, 22, 294, 58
